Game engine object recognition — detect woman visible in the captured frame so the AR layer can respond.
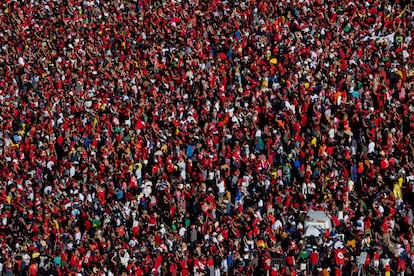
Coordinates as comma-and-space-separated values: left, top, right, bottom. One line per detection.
28, 262, 38, 276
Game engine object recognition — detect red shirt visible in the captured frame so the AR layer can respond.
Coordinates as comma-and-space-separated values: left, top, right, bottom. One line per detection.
334, 249, 345, 265
153, 255, 163, 275
309, 252, 319, 265
271, 267, 279, 276
207, 258, 214, 267
382, 221, 389, 234
136, 266, 143, 276
169, 263, 177, 276
28, 263, 38, 276
286, 255, 295, 266
263, 256, 272, 270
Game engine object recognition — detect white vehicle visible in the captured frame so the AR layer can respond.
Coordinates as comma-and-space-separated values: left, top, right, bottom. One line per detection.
304, 210, 332, 237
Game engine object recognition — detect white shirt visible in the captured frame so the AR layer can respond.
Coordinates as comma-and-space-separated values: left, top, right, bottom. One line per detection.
160, 227, 166, 238
23, 253, 31, 265
328, 128, 335, 139
179, 227, 187, 237
381, 257, 391, 267
70, 166, 76, 177
78, 193, 85, 202
135, 166, 142, 180
129, 238, 138, 247
75, 231, 81, 243
368, 141, 375, 153
333, 241, 343, 250
120, 252, 130, 267
217, 180, 226, 194
378, 205, 384, 215
272, 220, 283, 231
221, 259, 228, 273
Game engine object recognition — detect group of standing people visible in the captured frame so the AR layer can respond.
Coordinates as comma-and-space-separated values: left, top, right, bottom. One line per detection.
0, 0, 414, 275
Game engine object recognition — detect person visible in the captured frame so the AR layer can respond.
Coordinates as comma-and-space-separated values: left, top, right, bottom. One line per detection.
28, 262, 38, 276
309, 248, 319, 275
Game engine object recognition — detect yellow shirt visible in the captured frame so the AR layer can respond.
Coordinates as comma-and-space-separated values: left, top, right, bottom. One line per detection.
347, 239, 356, 249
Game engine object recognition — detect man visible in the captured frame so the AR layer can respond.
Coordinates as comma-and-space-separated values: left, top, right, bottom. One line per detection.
334, 245, 347, 275
309, 248, 319, 274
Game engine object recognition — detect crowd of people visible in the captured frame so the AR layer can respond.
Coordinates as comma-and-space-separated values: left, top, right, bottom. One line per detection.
1, 0, 414, 275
